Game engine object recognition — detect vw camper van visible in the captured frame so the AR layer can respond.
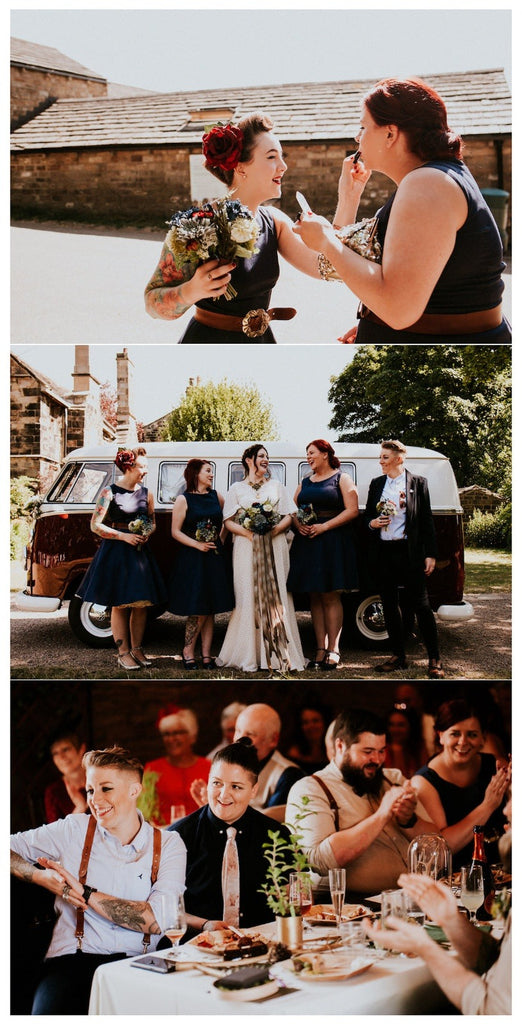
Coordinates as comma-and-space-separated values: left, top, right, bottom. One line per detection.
17, 441, 473, 647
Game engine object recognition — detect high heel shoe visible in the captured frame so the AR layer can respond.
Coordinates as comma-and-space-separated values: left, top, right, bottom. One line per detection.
428, 659, 445, 678
182, 654, 199, 670
321, 650, 340, 671
202, 657, 216, 669
117, 650, 141, 671
131, 646, 152, 668
308, 648, 326, 669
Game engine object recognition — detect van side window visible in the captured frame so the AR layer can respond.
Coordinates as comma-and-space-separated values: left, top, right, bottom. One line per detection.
46, 462, 113, 503
158, 462, 217, 503
298, 461, 357, 484
228, 462, 286, 487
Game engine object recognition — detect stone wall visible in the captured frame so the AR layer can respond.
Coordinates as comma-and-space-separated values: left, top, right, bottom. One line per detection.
11, 357, 67, 490
11, 136, 512, 232
459, 485, 503, 522
11, 66, 106, 129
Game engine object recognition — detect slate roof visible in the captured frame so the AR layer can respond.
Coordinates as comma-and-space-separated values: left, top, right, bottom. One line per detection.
11, 354, 70, 405
10, 68, 511, 151
11, 36, 106, 83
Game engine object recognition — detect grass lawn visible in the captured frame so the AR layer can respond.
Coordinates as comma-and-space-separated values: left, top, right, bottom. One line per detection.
465, 547, 511, 592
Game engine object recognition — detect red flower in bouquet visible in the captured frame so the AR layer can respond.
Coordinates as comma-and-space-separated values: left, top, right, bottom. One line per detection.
202, 124, 244, 171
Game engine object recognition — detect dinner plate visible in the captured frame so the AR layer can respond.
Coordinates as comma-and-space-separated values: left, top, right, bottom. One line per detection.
213, 978, 280, 1001
187, 930, 267, 958
306, 904, 372, 925
285, 957, 373, 982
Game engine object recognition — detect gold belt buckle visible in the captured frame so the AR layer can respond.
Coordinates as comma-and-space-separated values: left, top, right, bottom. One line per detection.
242, 308, 271, 337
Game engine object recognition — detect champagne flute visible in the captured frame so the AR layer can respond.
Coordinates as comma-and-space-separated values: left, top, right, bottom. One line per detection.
328, 868, 346, 933
161, 893, 187, 953
460, 864, 484, 926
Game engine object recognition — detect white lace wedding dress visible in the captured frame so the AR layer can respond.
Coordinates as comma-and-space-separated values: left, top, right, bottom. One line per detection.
216, 478, 305, 672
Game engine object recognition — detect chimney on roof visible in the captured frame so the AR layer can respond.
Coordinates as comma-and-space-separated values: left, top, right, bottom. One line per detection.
72, 345, 99, 393
116, 348, 138, 445
186, 376, 202, 394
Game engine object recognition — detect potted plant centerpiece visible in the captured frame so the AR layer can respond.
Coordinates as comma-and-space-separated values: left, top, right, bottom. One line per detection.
259, 796, 314, 948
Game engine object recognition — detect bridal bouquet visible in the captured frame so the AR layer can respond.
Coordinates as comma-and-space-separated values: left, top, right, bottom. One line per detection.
238, 500, 281, 535
196, 519, 219, 552
296, 503, 317, 525
128, 515, 154, 547
376, 498, 397, 531
165, 197, 259, 299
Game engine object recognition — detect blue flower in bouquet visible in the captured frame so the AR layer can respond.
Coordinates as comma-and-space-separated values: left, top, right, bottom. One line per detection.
195, 519, 219, 553
128, 514, 154, 547
296, 503, 317, 525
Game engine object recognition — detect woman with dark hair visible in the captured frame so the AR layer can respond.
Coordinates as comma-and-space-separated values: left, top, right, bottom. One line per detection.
76, 447, 166, 671
411, 698, 510, 868
169, 737, 292, 931
145, 111, 322, 343
287, 440, 359, 670
216, 444, 305, 672
294, 77, 510, 343
168, 458, 233, 669
384, 705, 428, 779
286, 701, 331, 774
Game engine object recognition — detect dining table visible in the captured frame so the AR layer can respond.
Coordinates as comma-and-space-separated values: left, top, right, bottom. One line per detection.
88, 920, 453, 1015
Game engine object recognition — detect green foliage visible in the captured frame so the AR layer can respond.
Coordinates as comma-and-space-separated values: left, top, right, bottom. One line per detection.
464, 505, 512, 551
10, 476, 39, 561
259, 796, 314, 917
162, 378, 279, 442
328, 345, 511, 491
137, 770, 165, 825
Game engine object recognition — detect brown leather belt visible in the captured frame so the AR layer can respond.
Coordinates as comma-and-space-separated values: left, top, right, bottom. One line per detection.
195, 306, 296, 338
359, 304, 502, 335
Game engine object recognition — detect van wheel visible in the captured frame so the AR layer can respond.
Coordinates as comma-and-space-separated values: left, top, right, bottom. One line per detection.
352, 594, 389, 648
68, 596, 114, 648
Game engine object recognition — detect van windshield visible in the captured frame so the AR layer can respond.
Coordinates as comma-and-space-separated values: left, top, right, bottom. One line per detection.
46, 462, 113, 503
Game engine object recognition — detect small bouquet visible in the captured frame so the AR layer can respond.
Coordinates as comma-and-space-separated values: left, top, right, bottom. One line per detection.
195, 519, 219, 552
165, 196, 259, 299
128, 514, 154, 547
318, 218, 382, 281
238, 501, 281, 536
376, 499, 397, 532
296, 503, 317, 525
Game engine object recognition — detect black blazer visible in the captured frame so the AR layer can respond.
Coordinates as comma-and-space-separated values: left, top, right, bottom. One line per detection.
363, 470, 437, 570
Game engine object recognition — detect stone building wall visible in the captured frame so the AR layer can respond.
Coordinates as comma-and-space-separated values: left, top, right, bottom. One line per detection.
459, 485, 504, 522
11, 136, 512, 230
11, 66, 107, 129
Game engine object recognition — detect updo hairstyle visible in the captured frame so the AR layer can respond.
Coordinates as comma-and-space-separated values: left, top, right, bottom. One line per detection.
241, 443, 269, 477
206, 112, 274, 186
212, 736, 260, 782
307, 439, 340, 469
364, 78, 463, 161
114, 446, 147, 472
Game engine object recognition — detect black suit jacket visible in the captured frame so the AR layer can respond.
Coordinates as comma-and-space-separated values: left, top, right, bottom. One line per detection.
363, 470, 437, 571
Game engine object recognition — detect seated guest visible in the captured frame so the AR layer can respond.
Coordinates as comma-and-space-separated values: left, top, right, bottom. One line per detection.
143, 705, 211, 826
286, 708, 436, 896
234, 703, 303, 821
169, 738, 292, 932
10, 746, 186, 1015
44, 729, 88, 823
206, 701, 248, 758
384, 705, 428, 778
411, 697, 510, 869
286, 700, 332, 774
364, 795, 512, 1015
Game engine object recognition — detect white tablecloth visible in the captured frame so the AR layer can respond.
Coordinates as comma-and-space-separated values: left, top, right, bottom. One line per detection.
89, 923, 450, 1016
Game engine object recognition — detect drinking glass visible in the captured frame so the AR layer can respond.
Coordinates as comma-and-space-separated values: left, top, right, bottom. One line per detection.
460, 864, 484, 926
328, 868, 346, 933
289, 872, 313, 916
380, 889, 406, 956
405, 895, 425, 927
161, 893, 187, 952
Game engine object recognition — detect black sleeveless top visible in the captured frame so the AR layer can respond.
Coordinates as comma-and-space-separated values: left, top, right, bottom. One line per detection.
375, 160, 505, 314
196, 206, 279, 317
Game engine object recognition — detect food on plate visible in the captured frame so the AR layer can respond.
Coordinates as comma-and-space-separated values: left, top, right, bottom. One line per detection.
292, 952, 326, 974
190, 929, 268, 959
307, 903, 369, 923
214, 964, 271, 990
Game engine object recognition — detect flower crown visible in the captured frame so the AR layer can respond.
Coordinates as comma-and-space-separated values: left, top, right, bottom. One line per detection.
115, 447, 135, 471
202, 122, 244, 171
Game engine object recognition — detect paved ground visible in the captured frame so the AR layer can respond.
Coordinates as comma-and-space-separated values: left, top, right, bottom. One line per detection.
10, 590, 511, 681
11, 221, 511, 345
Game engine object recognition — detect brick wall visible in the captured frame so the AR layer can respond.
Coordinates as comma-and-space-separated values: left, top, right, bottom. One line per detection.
11, 137, 512, 230
11, 66, 106, 128
459, 485, 503, 522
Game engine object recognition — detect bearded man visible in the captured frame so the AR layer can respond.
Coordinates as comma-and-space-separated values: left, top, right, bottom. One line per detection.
286, 709, 436, 896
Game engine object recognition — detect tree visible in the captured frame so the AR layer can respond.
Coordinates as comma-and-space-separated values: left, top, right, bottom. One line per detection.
328, 346, 511, 489
100, 381, 118, 430
162, 378, 279, 441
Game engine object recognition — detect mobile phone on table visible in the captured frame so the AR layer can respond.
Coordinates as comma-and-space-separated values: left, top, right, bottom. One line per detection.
296, 191, 312, 214
131, 954, 176, 973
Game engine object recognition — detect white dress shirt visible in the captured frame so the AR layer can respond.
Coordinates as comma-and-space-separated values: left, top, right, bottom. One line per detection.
379, 471, 407, 541
11, 812, 186, 958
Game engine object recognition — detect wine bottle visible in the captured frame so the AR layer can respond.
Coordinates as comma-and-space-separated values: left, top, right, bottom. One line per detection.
471, 825, 494, 920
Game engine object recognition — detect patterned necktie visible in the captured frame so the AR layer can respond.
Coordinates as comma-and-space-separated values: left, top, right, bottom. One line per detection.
221, 826, 240, 927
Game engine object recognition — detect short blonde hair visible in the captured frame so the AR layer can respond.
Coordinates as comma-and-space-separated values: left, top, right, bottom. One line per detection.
158, 707, 198, 740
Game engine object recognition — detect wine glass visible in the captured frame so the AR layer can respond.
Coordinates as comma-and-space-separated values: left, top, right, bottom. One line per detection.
289, 872, 313, 916
460, 864, 484, 926
328, 868, 346, 933
380, 889, 406, 956
161, 893, 187, 953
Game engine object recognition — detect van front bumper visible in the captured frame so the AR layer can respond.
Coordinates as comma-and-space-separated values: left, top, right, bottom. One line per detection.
16, 592, 62, 613
436, 601, 474, 621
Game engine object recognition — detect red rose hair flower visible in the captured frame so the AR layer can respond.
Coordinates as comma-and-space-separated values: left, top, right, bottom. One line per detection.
115, 448, 136, 471
202, 123, 244, 171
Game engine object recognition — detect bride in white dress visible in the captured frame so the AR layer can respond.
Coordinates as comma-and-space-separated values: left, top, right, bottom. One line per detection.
216, 444, 305, 673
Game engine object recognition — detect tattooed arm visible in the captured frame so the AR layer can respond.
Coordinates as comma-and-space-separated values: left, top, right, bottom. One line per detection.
144, 246, 235, 320
90, 487, 141, 546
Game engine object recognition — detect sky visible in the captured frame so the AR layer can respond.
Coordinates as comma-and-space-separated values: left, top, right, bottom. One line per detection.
10, 5, 512, 93
12, 343, 358, 444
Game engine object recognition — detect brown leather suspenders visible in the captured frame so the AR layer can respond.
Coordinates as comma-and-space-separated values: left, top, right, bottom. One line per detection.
312, 774, 340, 830
75, 817, 162, 953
